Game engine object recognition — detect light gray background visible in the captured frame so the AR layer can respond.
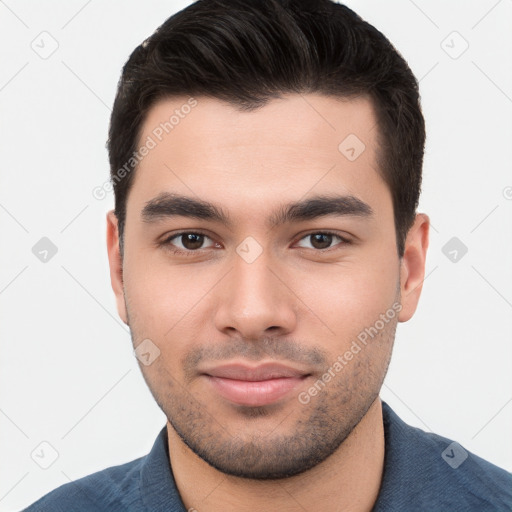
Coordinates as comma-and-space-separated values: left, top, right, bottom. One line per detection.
1, 1, 511, 510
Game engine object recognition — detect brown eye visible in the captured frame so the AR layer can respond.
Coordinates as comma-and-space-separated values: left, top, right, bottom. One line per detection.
163, 232, 216, 253
179, 233, 205, 250
309, 233, 334, 250
295, 232, 349, 251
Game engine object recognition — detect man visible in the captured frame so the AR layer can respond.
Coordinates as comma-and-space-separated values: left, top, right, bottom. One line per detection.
24, 0, 512, 510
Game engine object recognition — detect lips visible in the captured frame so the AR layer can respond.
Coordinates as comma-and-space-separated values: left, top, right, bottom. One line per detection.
202, 363, 309, 407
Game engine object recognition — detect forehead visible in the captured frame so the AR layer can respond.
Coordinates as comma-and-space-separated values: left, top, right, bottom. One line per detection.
127, 93, 390, 221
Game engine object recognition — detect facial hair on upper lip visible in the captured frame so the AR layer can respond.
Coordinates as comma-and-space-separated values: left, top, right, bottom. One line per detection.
181, 336, 328, 383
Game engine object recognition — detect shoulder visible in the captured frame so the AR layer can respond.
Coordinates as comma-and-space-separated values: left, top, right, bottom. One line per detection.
376, 401, 512, 511
22, 456, 145, 512
411, 426, 512, 510
22, 426, 184, 512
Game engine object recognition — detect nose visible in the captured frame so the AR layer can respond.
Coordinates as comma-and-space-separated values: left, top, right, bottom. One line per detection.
213, 249, 298, 341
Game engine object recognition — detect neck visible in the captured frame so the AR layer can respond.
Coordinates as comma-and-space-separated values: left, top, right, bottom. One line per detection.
167, 397, 385, 512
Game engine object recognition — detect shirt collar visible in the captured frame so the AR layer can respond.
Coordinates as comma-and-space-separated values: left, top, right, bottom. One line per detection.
139, 400, 416, 511
139, 424, 187, 511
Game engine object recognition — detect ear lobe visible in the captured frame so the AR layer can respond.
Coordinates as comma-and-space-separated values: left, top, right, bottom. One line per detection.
398, 213, 430, 322
106, 210, 128, 324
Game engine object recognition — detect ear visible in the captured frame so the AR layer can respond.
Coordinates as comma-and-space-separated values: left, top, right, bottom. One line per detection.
106, 210, 128, 324
398, 213, 430, 322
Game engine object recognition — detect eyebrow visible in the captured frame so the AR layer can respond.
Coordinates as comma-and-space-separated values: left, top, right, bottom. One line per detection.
141, 192, 373, 228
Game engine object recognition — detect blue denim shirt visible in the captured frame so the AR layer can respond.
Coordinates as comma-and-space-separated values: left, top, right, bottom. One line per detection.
23, 401, 512, 511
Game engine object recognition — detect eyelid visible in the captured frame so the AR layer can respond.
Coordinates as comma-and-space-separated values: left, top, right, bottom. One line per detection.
293, 230, 352, 250
160, 229, 352, 255
160, 230, 218, 251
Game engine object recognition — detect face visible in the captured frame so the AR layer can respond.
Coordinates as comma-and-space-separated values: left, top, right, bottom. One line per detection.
107, 94, 425, 479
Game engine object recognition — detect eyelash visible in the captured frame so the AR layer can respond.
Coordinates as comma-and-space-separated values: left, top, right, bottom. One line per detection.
160, 230, 351, 257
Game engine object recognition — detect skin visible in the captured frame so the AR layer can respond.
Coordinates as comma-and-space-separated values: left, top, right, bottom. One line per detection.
107, 93, 429, 511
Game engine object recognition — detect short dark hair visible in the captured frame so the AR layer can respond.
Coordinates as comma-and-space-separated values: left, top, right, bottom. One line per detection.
108, 0, 425, 257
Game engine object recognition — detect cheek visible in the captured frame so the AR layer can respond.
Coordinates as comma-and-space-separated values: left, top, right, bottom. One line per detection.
293, 254, 399, 347
122, 256, 217, 352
